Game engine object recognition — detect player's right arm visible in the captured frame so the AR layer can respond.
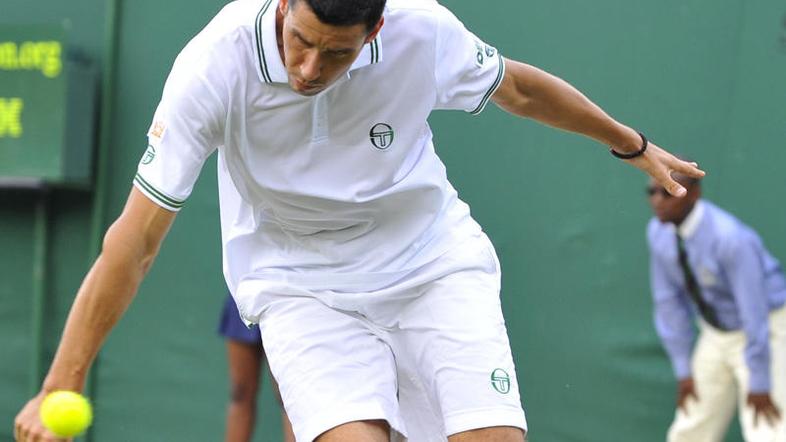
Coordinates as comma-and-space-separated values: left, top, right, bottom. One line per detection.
14, 188, 176, 442
15, 7, 230, 439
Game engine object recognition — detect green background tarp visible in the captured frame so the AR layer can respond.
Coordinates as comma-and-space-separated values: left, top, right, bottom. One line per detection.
2, 0, 785, 440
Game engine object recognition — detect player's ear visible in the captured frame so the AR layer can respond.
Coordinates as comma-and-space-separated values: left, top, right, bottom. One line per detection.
279, 0, 289, 17
364, 16, 384, 44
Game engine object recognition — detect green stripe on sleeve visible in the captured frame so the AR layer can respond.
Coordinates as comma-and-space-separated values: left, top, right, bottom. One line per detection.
134, 173, 185, 210
470, 54, 506, 115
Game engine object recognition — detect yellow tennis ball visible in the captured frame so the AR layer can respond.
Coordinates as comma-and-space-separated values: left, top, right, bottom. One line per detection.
40, 391, 93, 437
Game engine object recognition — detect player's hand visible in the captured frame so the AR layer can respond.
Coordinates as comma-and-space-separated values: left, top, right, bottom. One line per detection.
676, 377, 699, 413
747, 392, 781, 428
13, 392, 71, 442
625, 141, 705, 197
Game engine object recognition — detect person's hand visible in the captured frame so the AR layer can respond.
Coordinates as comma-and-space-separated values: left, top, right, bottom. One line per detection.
626, 141, 705, 197
676, 377, 699, 413
747, 392, 782, 428
13, 392, 71, 442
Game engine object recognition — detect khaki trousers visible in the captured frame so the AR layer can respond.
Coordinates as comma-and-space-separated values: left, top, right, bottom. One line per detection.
668, 306, 786, 442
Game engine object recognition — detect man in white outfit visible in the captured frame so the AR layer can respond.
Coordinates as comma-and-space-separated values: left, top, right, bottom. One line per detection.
15, 0, 704, 440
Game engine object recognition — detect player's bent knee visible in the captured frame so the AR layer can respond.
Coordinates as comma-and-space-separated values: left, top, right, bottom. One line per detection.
448, 425, 526, 442
315, 419, 390, 442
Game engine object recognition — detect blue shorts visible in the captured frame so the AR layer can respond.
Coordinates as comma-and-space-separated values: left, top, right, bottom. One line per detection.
218, 295, 262, 344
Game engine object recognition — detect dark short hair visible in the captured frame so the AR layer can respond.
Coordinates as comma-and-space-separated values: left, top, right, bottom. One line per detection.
290, 0, 386, 32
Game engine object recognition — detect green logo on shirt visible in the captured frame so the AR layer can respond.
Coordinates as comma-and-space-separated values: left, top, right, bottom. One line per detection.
491, 368, 511, 394
141, 144, 156, 165
369, 123, 394, 150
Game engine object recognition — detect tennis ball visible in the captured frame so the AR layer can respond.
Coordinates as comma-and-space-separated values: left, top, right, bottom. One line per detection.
40, 391, 93, 437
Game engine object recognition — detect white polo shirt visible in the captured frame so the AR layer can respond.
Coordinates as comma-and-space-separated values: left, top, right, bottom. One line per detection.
135, 0, 505, 321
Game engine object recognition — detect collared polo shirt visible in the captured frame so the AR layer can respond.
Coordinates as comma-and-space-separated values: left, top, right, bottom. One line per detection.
134, 0, 506, 320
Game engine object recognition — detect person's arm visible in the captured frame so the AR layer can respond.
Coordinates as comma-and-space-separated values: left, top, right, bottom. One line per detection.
722, 231, 781, 425
14, 188, 177, 441
651, 254, 695, 381
648, 235, 697, 410
646, 224, 696, 386
491, 59, 704, 196
650, 252, 699, 410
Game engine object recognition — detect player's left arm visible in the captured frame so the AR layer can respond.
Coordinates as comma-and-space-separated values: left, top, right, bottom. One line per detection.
490, 58, 704, 197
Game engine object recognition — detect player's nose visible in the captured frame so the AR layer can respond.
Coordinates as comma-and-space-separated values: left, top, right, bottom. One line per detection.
300, 51, 321, 82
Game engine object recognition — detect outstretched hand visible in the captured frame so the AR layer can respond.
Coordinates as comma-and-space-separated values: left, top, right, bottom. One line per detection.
13, 392, 71, 442
747, 392, 782, 428
625, 141, 705, 197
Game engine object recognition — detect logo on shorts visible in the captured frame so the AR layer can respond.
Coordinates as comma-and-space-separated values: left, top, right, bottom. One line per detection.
369, 123, 394, 150
141, 144, 156, 165
491, 368, 511, 394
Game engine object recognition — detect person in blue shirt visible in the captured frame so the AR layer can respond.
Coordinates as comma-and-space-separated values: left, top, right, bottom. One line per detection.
647, 174, 786, 441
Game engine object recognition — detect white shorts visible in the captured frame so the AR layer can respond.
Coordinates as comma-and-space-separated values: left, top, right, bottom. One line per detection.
253, 234, 528, 441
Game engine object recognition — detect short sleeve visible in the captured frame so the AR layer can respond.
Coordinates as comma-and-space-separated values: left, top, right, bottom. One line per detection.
433, 5, 505, 114
134, 43, 226, 211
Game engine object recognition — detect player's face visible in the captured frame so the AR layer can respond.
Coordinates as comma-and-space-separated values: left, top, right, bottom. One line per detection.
646, 178, 699, 224
279, 0, 382, 96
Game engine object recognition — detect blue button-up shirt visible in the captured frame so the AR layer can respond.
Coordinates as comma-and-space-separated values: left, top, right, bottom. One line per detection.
647, 200, 786, 392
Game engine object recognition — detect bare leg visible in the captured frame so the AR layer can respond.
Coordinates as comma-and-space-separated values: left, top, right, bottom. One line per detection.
449, 426, 526, 442
280, 410, 295, 442
224, 340, 264, 442
315, 419, 390, 442
267, 373, 295, 442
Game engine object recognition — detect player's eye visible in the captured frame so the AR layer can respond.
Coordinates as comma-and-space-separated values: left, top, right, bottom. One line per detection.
292, 34, 311, 48
327, 51, 350, 58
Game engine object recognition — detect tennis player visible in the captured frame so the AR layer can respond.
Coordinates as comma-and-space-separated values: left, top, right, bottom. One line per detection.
15, 0, 703, 440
